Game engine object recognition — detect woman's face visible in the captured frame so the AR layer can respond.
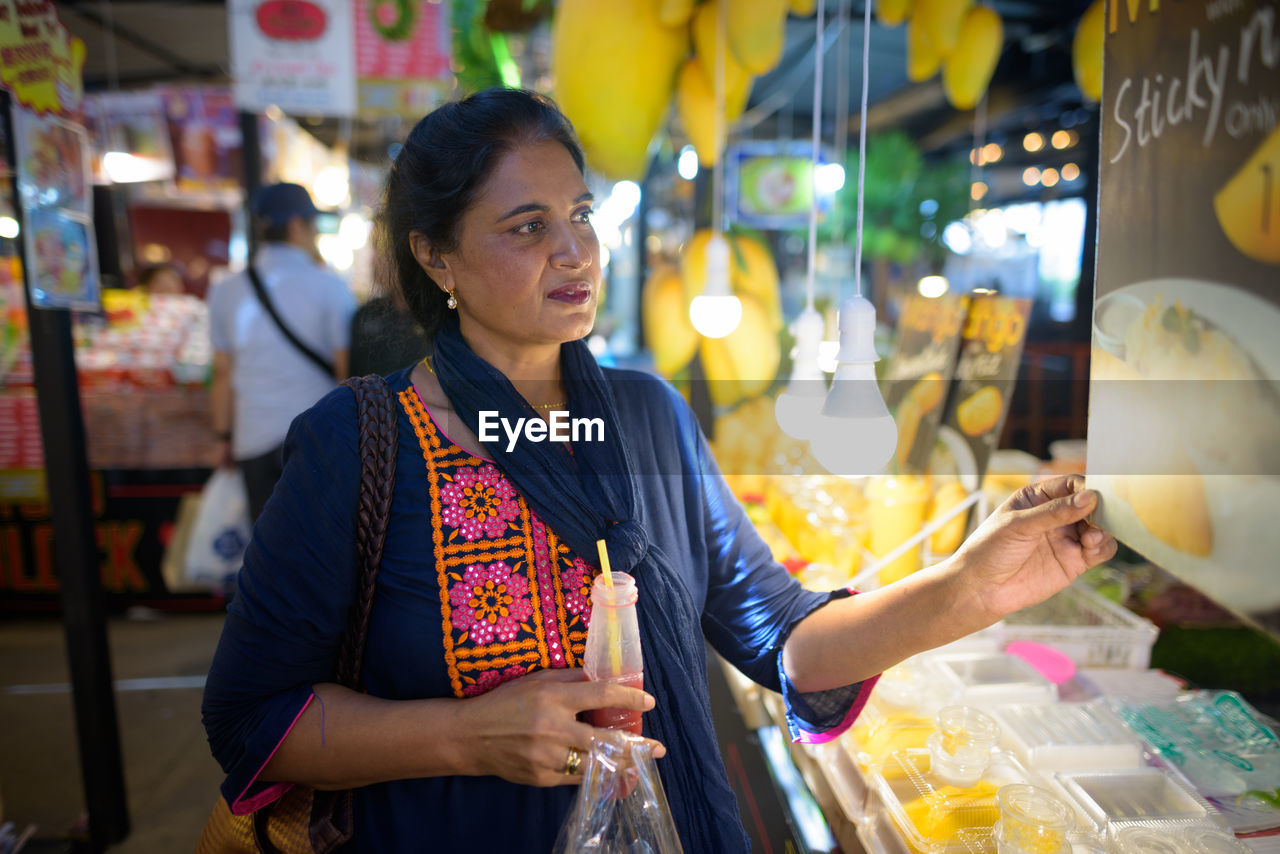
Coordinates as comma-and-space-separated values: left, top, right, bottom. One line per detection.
427, 139, 600, 363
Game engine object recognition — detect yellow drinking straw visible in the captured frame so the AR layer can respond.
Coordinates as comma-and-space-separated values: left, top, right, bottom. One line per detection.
595, 540, 622, 674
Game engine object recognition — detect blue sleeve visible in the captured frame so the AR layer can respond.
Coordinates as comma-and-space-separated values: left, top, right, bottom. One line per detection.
201, 385, 361, 809
673, 391, 876, 742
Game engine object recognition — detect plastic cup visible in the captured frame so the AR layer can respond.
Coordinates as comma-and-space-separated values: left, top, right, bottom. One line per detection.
927, 705, 999, 787
866, 475, 930, 586
994, 784, 1072, 854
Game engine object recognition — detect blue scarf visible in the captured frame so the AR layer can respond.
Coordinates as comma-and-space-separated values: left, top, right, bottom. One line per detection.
433, 320, 747, 851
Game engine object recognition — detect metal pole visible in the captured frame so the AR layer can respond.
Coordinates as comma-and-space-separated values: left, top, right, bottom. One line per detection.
3, 93, 130, 851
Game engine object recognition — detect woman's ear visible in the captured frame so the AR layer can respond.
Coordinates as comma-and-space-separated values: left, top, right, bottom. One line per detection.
409, 231, 453, 293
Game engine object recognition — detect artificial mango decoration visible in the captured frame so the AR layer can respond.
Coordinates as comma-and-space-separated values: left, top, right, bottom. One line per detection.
551, 0, 688, 180
641, 264, 700, 377
942, 6, 1003, 110
726, 0, 790, 75
877, 0, 915, 28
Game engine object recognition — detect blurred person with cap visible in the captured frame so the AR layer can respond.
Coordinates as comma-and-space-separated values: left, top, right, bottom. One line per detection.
207, 182, 357, 522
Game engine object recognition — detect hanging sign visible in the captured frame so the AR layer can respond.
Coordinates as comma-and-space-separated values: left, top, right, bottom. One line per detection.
356, 0, 453, 118
228, 0, 356, 117
936, 295, 1031, 481
883, 293, 970, 474
1086, 1, 1280, 640
0, 0, 86, 116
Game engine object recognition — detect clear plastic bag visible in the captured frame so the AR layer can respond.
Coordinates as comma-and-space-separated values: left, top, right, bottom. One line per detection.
552, 730, 684, 854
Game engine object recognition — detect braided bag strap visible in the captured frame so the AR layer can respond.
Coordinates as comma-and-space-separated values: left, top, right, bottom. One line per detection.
334, 375, 397, 690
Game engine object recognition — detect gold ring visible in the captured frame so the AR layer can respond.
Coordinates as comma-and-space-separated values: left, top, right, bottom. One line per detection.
562, 746, 582, 776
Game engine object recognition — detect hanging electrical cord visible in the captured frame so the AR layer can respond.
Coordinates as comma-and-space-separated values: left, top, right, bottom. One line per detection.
852, 0, 871, 298
689, 0, 743, 340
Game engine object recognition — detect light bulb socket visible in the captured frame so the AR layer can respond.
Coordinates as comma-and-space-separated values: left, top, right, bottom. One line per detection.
787, 307, 827, 386
704, 233, 731, 298
834, 294, 880, 364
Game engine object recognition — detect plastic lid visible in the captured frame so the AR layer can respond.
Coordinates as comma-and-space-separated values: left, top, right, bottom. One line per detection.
1177, 826, 1251, 854
1111, 826, 1186, 854
1005, 641, 1077, 685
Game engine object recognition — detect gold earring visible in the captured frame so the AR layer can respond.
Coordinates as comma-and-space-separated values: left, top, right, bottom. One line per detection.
446, 290, 457, 310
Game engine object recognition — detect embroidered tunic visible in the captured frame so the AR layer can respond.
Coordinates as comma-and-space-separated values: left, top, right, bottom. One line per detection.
203, 367, 873, 853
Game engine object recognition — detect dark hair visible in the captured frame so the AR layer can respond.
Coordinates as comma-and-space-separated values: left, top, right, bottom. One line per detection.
375, 88, 586, 339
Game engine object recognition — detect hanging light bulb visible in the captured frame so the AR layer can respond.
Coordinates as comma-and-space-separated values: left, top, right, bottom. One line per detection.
775, 307, 828, 439
689, 232, 742, 338
808, 0, 897, 478
811, 294, 897, 476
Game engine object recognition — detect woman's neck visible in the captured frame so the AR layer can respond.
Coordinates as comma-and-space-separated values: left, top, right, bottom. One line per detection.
457, 329, 566, 411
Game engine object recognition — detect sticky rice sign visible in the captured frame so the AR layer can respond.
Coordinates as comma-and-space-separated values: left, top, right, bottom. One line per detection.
0, 0, 86, 116
228, 0, 355, 117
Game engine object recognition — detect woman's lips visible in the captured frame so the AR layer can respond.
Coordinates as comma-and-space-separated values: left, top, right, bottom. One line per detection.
547, 284, 592, 305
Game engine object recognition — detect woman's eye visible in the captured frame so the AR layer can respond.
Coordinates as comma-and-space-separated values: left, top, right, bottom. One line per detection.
575, 208, 594, 223
514, 221, 543, 235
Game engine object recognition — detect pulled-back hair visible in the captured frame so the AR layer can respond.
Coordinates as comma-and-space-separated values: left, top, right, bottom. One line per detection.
375, 88, 586, 339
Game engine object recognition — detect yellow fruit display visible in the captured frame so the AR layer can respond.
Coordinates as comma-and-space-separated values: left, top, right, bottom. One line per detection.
878, 0, 914, 27
955, 385, 1003, 436
677, 59, 722, 167
691, 0, 754, 121
789, 0, 817, 16
551, 0, 688, 180
927, 480, 969, 554
700, 295, 782, 407
913, 0, 972, 57
906, 12, 945, 81
1214, 122, 1280, 264
942, 6, 1003, 110
641, 264, 699, 376
1072, 0, 1104, 103
726, 0, 790, 74
658, 0, 696, 27
901, 780, 1000, 843
679, 229, 782, 327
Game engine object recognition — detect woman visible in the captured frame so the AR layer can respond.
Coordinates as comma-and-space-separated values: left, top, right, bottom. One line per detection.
202, 88, 1117, 852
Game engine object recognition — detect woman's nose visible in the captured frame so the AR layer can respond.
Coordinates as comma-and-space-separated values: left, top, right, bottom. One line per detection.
551, 222, 593, 269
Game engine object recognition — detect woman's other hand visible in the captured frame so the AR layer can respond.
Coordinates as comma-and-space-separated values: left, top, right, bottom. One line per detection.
955, 473, 1118, 623
460, 667, 665, 787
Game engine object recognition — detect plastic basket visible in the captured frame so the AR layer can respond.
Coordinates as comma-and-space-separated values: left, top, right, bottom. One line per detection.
999, 582, 1158, 670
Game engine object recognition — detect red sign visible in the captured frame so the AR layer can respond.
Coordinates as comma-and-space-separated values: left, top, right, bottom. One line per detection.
255, 0, 327, 41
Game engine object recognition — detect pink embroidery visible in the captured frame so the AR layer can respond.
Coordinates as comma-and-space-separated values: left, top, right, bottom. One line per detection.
449, 561, 533, 645
463, 664, 528, 697
439, 464, 520, 540
563, 557, 594, 627
531, 516, 571, 666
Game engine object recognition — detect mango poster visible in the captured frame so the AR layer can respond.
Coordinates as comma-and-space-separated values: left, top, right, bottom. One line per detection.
1086, 0, 1280, 636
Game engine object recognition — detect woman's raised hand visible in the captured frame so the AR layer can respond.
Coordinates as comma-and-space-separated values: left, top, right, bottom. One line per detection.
953, 474, 1119, 624
458, 667, 664, 787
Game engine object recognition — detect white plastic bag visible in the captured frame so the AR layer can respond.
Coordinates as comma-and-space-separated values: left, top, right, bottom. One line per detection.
181, 467, 251, 591
553, 731, 683, 854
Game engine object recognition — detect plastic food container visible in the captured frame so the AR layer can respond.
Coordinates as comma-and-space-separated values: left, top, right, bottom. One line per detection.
992, 702, 1144, 773
872, 747, 1033, 853
1000, 582, 1158, 670
929, 652, 1059, 708
1047, 768, 1219, 837
869, 706, 1033, 853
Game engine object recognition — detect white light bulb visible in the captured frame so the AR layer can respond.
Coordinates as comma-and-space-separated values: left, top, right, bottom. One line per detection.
312, 165, 349, 208
775, 307, 827, 440
810, 295, 896, 476
690, 233, 742, 338
689, 295, 742, 339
